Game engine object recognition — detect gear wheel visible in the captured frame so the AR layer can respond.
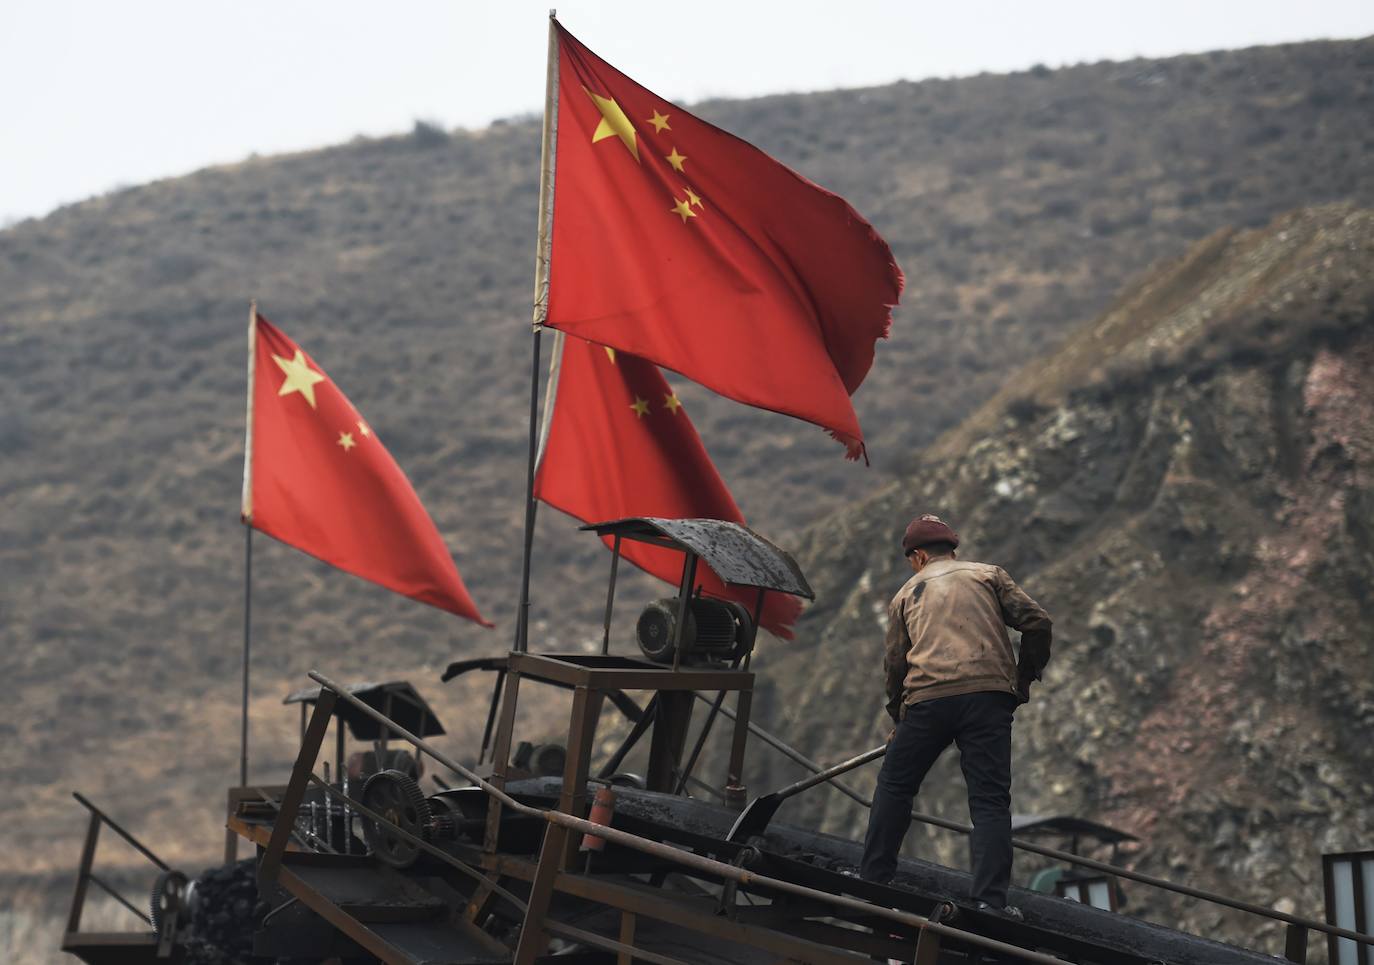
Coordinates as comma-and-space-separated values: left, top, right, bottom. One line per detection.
149, 869, 188, 934
360, 768, 432, 868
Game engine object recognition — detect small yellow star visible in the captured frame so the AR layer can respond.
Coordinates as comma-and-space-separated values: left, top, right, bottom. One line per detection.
337, 431, 356, 451
671, 198, 697, 223
272, 350, 327, 409
603, 346, 617, 364
357, 420, 371, 437
647, 110, 671, 133
584, 87, 639, 162
629, 396, 651, 418
665, 147, 687, 172
684, 186, 703, 209
663, 392, 683, 414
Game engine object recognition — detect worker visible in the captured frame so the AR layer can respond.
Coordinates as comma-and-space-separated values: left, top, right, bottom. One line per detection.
859, 514, 1052, 920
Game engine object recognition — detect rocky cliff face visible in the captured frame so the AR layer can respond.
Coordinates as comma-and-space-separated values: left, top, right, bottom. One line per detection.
753, 204, 1374, 954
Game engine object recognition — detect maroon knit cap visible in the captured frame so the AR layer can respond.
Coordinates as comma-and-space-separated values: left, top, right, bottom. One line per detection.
902, 514, 959, 555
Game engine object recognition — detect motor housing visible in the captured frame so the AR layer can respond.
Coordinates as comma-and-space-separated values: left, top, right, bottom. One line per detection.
636, 597, 754, 666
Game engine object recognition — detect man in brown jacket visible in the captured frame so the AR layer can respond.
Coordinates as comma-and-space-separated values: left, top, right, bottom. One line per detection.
859, 514, 1052, 918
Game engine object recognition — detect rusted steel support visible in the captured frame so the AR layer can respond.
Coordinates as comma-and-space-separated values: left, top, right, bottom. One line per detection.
598, 694, 657, 779
514, 823, 570, 964
618, 911, 636, 965
478, 668, 505, 764
65, 811, 100, 934
725, 688, 753, 791
602, 533, 622, 655
86, 872, 153, 926
913, 926, 941, 965
670, 551, 700, 671
559, 685, 605, 864
72, 792, 170, 871
647, 691, 694, 792
260, 689, 335, 887
485, 668, 522, 851
675, 689, 728, 795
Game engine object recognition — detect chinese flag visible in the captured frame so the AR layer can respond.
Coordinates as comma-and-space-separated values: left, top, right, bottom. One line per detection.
533, 333, 803, 638
545, 21, 903, 459
242, 313, 491, 626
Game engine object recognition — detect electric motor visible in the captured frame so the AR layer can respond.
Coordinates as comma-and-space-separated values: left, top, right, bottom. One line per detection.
635, 597, 754, 666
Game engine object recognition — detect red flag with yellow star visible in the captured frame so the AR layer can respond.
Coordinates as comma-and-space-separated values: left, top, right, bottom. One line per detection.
532, 333, 803, 638
544, 21, 903, 460
241, 313, 491, 625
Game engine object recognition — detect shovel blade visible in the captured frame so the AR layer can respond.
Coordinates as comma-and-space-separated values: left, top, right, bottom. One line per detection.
726, 793, 782, 842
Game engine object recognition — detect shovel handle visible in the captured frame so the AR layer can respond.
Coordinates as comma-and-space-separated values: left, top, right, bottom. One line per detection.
771, 744, 887, 802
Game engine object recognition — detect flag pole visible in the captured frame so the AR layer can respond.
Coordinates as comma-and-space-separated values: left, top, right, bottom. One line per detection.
240, 523, 252, 791
514, 9, 560, 653
227, 300, 258, 863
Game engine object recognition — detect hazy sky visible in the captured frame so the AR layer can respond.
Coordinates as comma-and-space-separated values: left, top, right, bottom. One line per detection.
4, 0, 1372, 224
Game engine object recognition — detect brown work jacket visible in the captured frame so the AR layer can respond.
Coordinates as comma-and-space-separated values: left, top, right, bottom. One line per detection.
884, 558, 1052, 721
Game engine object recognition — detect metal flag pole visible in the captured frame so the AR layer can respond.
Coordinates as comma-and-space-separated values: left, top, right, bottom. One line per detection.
514, 9, 560, 653
228, 301, 258, 863
240, 526, 252, 791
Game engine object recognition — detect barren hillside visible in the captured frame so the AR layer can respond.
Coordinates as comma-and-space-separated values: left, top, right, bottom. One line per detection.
2, 36, 1373, 941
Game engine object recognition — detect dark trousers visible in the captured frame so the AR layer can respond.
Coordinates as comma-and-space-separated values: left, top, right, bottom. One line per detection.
860, 691, 1016, 906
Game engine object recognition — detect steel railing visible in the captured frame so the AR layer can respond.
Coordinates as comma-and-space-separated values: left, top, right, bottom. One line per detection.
65, 792, 169, 935
694, 691, 1374, 961
280, 669, 1069, 965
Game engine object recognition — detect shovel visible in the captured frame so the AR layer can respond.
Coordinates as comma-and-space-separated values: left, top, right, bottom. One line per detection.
726, 744, 888, 842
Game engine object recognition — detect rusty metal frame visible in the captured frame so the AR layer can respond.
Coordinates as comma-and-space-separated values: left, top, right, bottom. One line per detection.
485, 652, 751, 842
64, 792, 171, 941
246, 668, 1374, 965
301, 668, 1072, 965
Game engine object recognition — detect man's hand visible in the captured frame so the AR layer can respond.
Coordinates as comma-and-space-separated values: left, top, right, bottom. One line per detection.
886, 726, 896, 745
1015, 673, 1035, 704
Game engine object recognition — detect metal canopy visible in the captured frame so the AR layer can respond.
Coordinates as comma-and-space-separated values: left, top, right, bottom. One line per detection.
582, 517, 814, 599
1011, 814, 1138, 844
283, 680, 445, 740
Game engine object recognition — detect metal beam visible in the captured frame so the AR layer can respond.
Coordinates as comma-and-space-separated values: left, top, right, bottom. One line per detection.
260, 689, 335, 887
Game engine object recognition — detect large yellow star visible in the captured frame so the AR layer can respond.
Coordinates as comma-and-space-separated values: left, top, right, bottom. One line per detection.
337, 431, 356, 451
272, 350, 326, 409
629, 396, 651, 418
647, 110, 671, 133
671, 198, 697, 223
663, 392, 683, 414
665, 147, 687, 172
584, 87, 639, 162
